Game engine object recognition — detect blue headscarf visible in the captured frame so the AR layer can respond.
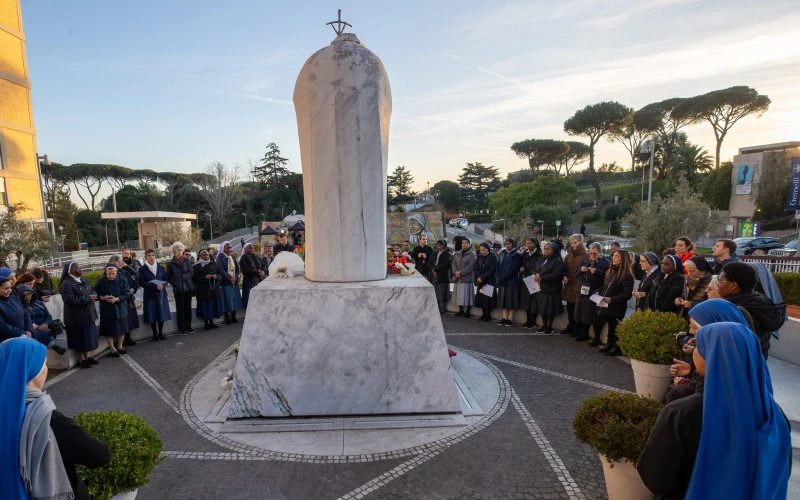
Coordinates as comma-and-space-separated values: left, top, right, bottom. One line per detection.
686, 323, 791, 499
688, 298, 750, 328
0, 338, 48, 498
0, 267, 14, 280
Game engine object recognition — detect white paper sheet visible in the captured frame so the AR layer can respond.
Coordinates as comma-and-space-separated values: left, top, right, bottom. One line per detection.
590, 294, 609, 308
523, 275, 540, 294
479, 284, 495, 297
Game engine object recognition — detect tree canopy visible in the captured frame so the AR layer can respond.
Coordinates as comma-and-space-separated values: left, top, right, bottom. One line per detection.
672, 86, 770, 168
458, 162, 501, 211
564, 101, 633, 208
431, 180, 461, 210
489, 174, 577, 217
387, 166, 416, 206
510, 139, 570, 175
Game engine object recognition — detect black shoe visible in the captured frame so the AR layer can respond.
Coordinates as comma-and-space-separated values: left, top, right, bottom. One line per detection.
573, 333, 590, 342
455, 311, 464, 317
117, 348, 128, 355
588, 337, 602, 347
604, 345, 622, 356
224, 313, 232, 324
52, 344, 67, 355
496, 319, 507, 326
231, 314, 239, 324
544, 329, 553, 335
204, 322, 212, 331
88, 357, 99, 365
109, 350, 121, 358
179, 331, 187, 336
503, 320, 513, 327
562, 325, 574, 336
124, 337, 137, 346
210, 323, 219, 329
536, 326, 548, 333
599, 344, 613, 353
521, 321, 532, 328
185, 327, 196, 333
480, 315, 490, 322
78, 359, 92, 368
158, 333, 167, 340
153, 334, 160, 342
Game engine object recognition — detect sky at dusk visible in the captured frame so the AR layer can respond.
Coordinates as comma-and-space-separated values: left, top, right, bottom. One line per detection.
21, 0, 800, 201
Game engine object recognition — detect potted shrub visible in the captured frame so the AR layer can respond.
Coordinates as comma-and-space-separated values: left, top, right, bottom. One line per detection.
573, 392, 662, 500
73, 410, 164, 500
617, 310, 685, 401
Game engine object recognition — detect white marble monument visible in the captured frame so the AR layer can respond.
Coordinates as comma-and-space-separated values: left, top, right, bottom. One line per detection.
228, 14, 460, 420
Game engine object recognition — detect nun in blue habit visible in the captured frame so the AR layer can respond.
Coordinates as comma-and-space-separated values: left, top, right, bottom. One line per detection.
638, 319, 791, 500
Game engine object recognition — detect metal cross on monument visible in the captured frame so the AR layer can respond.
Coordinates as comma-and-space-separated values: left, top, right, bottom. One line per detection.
326, 9, 352, 35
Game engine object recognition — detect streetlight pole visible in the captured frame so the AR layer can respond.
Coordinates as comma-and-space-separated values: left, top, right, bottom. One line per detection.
58, 226, 64, 252
242, 213, 248, 230
537, 220, 544, 238
104, 220, 113, 247
639, 140, 656, 203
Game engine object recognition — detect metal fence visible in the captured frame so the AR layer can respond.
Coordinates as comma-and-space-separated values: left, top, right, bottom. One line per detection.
205, 226, 258, 245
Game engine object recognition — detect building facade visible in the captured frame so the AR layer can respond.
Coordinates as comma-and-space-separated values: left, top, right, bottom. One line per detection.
0, 0, 46, 223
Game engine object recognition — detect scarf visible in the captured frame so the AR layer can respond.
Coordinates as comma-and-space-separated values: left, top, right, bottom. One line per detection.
21, 387, 74, 500
0, 338, 73, 499
144, 260, 159, 277
227, 254, 235, 276
196, 258, 211, 268
687, 323, 790, 499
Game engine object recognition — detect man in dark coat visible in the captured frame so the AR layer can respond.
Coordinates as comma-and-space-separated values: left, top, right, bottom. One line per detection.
431, 239, 452, 313
239, 243, 265, 308
711, 238, 739, 275
718, 262, 786, 358
273, 234, 295, 255
412, 235, 434, 280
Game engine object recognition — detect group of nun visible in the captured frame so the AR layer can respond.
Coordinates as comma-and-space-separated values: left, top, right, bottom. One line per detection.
449, 236, 565, 334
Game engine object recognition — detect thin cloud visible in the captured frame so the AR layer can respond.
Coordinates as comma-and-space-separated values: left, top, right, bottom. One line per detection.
217, 91, 292, 105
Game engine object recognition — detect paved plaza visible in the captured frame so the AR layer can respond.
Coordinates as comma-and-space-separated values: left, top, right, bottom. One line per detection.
44, 315, 800, 500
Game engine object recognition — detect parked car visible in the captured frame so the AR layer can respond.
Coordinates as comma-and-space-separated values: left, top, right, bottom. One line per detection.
734, 237, 784, 255
459, 219, 469, 229
768, 239, 798, 257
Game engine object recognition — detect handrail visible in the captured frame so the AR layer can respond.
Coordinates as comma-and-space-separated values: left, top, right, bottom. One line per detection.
204, 226, 258, 245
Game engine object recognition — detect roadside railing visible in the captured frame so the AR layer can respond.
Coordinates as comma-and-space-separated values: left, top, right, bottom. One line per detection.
205, 226, 258, 245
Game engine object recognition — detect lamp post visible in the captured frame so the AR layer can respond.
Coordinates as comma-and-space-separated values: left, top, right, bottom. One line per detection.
537, 220, 544, 238
104, 220, 113, 247
242, 213, 248, 230
640, 141, 656, 203
35, 154, 51, 234
58, 225, 64, 252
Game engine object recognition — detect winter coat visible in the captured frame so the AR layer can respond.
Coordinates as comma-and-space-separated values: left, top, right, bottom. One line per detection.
637, 268, 662, 311
474, 251, 498, 288
0, 295, 33, 341
576, 256, 610, 297
598, 268, 635, 319
216, 252, 240, 287
193, 261, 222, 302
29, 300, 53, 329
538, 256, 564, 295
165, 257, 196, 293
711, 255, 738, 275
50, 410, 111, 500
432, 249, 452, 285
452, 248, 476, 284
93, 276, 130, 321
239, 253, 263, 282
60, 277, 98, 327
725, 291, 786, 357
138, 264, 169, 301
562, 244, 589, 302
651, 272, 686, 314
496, 249, 522, 287
412, 245, 434, 276
520, 248, 544, 278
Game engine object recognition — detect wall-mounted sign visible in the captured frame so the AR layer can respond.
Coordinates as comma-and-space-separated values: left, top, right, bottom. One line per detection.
736, 164, 753, 194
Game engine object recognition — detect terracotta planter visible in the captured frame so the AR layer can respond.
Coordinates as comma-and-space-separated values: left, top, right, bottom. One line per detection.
112, 489, 137, 500
630, 358, 672, 401
600, 455, 651, 500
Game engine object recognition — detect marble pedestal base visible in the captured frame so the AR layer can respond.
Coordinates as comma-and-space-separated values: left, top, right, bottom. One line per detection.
228, 273, 461, 418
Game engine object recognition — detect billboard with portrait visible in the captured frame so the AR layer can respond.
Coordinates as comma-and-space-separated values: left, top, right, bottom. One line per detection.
736, 164, 753, 194
386, 212, 445, 245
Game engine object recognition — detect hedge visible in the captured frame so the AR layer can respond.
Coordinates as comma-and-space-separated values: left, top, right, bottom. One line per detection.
50, 271, 105, 291
774, 272, 800, 306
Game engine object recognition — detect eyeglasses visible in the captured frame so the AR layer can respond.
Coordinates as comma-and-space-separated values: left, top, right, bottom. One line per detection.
717, 279, 731, 284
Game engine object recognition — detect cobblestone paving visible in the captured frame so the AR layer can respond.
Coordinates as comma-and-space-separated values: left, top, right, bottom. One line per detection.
45, 315, 641, 499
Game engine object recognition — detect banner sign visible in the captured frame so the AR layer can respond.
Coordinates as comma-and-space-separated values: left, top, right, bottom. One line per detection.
740, 222, 754, 237
786, 157, 800, 210
736, 164, 753, 194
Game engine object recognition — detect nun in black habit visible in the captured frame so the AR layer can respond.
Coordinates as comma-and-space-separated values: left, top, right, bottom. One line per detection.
536, 241, 565, 334
93, 264, 130, 357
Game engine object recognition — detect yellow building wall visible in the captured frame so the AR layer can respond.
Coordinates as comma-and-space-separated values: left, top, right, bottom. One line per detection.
0, 0, 43, 220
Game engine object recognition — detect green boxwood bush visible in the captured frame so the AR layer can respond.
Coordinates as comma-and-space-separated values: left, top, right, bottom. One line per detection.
573, 392, 662, 466
51, 271, 108, 291
73, 410, 164, 500
617, 310, 685, 365
774, 272, 800, 306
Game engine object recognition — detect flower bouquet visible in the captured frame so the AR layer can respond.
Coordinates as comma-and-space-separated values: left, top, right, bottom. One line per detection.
387, 255, 416, 276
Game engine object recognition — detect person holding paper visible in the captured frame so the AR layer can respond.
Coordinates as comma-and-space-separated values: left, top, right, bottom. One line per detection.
572, 242, 610, 344
519, 238, 543, 329
596, 250, 635, 356
139, 249, 171, 341
561, 235, 588, 337
473, 242, 498, 322
193, 248, 223, 330
93, 264, 130, 357
536, 242, 564, 334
